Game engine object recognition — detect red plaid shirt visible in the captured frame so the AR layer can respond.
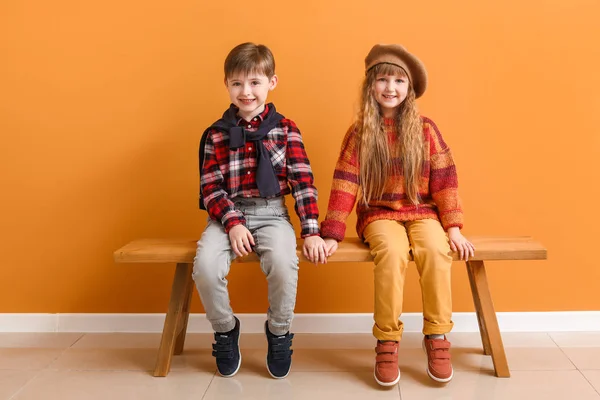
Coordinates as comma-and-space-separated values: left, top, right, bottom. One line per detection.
201, 105, 320, 237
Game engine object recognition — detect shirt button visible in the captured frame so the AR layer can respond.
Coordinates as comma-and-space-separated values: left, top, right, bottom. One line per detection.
247, 171, 251, 175
248, 147, 252, 151
253, 118, 257, 121
247, 124, 251, 128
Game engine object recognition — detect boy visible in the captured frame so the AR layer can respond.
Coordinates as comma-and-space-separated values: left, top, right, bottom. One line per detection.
194, 42, 327, 379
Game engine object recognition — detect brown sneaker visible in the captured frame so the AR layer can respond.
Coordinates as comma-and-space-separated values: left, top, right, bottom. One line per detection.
423, 336, 453, 383
374, 340, 400, 386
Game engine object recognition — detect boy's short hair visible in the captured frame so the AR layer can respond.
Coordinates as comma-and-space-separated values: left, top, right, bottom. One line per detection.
224, 43, 275, 79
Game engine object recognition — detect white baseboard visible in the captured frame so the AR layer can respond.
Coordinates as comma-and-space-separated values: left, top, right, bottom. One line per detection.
0, 312, 599, 333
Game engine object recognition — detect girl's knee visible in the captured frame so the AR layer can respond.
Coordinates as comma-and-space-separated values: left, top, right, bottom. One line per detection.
412, 240, 451, 261
371, 239, 410, 264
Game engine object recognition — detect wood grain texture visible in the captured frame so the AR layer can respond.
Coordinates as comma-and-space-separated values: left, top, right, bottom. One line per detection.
114, 236, 547, 264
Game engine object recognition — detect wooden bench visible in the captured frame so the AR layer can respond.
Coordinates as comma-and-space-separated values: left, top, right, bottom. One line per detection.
114, 236, 547, 378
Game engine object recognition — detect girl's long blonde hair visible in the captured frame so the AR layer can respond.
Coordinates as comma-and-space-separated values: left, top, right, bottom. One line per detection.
357, 63, 424, 206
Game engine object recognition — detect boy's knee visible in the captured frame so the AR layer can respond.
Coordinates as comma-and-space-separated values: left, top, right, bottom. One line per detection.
262, 250, 299, 279
192, 248, 223, 284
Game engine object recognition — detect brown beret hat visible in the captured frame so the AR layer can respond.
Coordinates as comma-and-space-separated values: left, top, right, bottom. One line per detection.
365, 44, 428, 98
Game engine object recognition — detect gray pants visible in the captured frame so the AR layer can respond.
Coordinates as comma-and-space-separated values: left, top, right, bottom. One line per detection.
192, 197, 299, 336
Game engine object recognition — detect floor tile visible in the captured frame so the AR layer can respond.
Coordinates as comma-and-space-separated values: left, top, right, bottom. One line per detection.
250, 333, 375, 350
0, 370, 38, 400
240, 348, 372, 373
562, 348, 600, 370
241, 332, 558, 351
399, 370, 600, 400
550, 332, 600, 348
48, 348, 216, 372
0, 333, 83, 349
210, 345, 573, 375
70, 333, 162, 349
0, 349, 64, 370
581, 370, 600, 394
504, 347, 576, 371
71, 333, 213, 350
447, 332, 557, 348
11, 370, 214, 400
396, 346, 575, 373
51, 337, 575, 375
2, 331, 598, 399
203, 371, 401, 400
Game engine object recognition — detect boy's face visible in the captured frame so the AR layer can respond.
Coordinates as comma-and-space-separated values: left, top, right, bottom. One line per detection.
225, 72, 278, 120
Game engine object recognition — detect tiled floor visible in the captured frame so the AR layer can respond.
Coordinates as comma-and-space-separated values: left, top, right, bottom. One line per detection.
0, 331, 599, 399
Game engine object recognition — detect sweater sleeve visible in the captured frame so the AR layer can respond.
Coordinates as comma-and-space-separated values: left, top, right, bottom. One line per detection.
320, 125, 360, 241
424, 118, 464, 230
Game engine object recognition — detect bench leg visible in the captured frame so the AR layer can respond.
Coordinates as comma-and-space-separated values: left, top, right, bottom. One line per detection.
466, 260, 510, 378
153, 263, 193, 377
467, 263, 492, 356
174, 273, 194, 355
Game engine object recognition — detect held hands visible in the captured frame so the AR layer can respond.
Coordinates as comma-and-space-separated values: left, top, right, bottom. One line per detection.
447, 227, 475, 261
228, 224, 255, 258
303, 236, 328, 265
323, 238, 338, 257
228, 225, 332, 264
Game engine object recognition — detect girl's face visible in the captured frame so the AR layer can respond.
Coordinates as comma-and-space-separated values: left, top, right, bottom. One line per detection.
373, 73, 409, 118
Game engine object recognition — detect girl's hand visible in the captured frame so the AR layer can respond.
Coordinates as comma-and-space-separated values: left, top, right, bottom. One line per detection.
303, 236, 328, 265
447, 227, 475, 261
323, 238, 339, 257
228, 225, 255, 257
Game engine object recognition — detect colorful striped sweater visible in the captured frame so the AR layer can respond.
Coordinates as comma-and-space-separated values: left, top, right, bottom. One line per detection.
320, 117, 463, 242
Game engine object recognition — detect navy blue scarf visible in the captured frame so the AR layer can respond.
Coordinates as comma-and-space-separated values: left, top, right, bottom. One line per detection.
198, 103, 284, 209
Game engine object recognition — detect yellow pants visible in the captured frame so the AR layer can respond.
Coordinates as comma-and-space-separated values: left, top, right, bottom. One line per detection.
363, 219, 454, 341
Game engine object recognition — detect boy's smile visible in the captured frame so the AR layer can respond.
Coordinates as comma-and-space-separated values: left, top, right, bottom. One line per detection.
225, 73, 278, 121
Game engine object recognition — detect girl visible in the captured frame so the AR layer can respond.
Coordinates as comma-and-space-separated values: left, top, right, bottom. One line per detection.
321, 44, 474, 386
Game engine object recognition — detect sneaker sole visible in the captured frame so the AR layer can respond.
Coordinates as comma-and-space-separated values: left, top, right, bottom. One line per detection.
265, 358, 292, 379
373, 368, 400, 386
217, 332, 242, 378
426, 366, 453, 383
421, 340, 453, 383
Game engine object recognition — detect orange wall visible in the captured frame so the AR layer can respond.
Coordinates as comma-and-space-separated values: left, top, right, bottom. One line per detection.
1, 0, 599, 314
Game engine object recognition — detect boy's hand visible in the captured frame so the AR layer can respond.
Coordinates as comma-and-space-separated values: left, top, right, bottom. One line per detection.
228, 224, 255, 258
323, 238, 338, 257
447, 227, 475, 261
303, 236, 328, 265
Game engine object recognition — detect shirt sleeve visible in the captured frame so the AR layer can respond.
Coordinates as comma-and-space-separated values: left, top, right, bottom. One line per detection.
201, 131, 245, 232
284, 120, 320, 237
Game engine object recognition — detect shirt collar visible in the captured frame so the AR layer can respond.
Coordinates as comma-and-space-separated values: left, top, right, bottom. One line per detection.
236, 104, 270, 126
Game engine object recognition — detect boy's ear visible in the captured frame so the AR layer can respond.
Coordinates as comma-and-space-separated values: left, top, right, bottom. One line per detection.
269, 75, 278, 91
224, 77, 228, 87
